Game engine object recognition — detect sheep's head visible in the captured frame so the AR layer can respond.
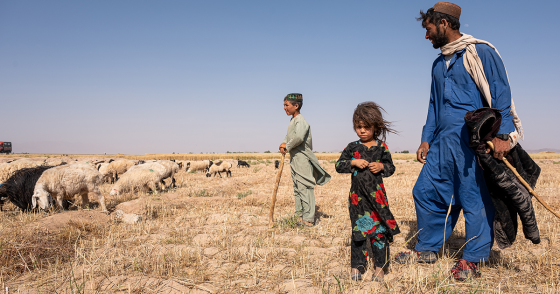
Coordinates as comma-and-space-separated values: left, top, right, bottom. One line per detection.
206, 172, 211, 177
109, 188, 119, 196
32, 185, 53, 210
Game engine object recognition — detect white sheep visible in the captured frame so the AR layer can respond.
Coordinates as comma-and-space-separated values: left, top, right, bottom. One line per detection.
105, 159, 139, 184
176, 160, 188, 170
0, 159, 44, 183
155, 160, 180, 188
186, 160, 213, 173
32, 163, 107, 211
109, 164, 165, 196
221, 159, 237, 166
206, 161, 232, 178
128, 160, 179, 189
96, 162, 112, 183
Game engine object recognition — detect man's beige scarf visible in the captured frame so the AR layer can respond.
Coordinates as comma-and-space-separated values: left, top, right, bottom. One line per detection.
441, 33, 522, 147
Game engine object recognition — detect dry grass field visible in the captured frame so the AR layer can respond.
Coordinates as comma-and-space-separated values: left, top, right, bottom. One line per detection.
1, 153, 560, 293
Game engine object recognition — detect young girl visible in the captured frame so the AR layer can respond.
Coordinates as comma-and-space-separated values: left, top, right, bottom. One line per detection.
279, 93, 331, 227
335, 102, 400, 282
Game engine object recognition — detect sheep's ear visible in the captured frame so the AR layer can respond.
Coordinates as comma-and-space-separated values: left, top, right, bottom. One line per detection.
31, 196, 36, 208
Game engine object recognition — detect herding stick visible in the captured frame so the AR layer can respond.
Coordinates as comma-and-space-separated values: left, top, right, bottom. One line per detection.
487, 141, 560, 219
268, 153, 286, 228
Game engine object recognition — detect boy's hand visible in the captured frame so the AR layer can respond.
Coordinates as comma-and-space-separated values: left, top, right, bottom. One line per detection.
351, 159, 369, 169
369, 162, 384, 174
279, 143, 287, 155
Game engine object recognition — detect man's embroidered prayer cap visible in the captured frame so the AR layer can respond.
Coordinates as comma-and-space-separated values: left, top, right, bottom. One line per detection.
285, 93, 303, 102
433, 2, 461, 20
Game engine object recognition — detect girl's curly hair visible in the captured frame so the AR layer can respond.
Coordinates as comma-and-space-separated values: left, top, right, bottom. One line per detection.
352, 102, 397, 142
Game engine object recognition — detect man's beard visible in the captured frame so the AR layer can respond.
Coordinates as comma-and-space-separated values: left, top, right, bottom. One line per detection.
432, 26, 449, 49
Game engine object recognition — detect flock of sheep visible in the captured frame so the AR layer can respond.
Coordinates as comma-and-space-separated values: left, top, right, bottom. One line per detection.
0, 158, 253, 213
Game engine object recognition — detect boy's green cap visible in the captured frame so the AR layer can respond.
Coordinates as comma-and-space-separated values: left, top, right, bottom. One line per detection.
285, 93, 303, 101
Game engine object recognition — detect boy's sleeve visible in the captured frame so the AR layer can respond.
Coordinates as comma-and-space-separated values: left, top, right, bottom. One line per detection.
335, 145, 354, 174
380, 142, 395, 178
285, 120, 308, 152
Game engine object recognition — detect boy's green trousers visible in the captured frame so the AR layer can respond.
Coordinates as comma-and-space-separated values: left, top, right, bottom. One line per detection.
292, 180, 315, 223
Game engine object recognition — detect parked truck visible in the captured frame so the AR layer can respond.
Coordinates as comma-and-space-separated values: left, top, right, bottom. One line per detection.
0, 142, 12, 154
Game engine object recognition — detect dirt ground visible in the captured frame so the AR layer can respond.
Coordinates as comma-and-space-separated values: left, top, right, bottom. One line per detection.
1, 156, 560, 293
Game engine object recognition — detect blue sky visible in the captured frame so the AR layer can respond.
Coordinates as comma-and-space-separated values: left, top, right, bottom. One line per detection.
1, 0, 558, 154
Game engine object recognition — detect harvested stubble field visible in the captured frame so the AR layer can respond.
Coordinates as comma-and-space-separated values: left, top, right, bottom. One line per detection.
1, 153, 560, 293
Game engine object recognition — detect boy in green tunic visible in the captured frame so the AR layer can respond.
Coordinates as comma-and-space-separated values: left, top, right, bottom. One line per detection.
279, 93, 331, 227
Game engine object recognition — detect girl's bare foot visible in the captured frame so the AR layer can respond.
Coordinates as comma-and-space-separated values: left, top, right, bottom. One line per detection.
372, 267, 384, 282
350, 268, 362, 280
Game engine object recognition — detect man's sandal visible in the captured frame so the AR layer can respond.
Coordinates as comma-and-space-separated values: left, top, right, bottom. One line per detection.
394, 250, 437, 264
451, 259, 481, 281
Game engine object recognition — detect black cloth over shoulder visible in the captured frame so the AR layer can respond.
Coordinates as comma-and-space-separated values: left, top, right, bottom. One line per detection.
464, 108, 541, 249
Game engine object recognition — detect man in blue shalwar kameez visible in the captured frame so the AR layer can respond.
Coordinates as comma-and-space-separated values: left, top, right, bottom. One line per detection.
395, 2, 524, 281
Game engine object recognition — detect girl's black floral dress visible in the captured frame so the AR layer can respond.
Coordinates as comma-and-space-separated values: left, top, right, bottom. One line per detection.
336, 140, 400, 270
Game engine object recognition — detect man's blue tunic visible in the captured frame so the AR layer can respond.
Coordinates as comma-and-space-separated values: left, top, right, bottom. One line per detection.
414, 44, 515, 262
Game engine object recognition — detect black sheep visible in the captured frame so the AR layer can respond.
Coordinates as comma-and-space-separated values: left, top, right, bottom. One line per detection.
0, 166, 55, 211
237, 160, 250, 168
275, 160, 280, 169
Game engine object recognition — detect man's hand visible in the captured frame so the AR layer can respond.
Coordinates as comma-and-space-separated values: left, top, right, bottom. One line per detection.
416, 142, 430, 164
351, 159, 369, 169
369, 162, 384, 174
279, 143, 287, 155
486, 136, 510, 160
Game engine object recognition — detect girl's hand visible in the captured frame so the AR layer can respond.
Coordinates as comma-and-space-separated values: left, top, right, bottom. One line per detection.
351, 159, 369, 169
369, 162, 384, 173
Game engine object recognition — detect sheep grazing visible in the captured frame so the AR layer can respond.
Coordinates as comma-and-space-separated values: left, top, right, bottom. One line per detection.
32, 163, 107, 211
186, 160, 213, 173
237, 160, 250, 168
96, 162, 112, 183
105, 159, 139, 184
0, 159, 44, 183
176, 160, 190, 170
110, 163, 166, 195
135, 160, 180, 188
0, 166, 54, 211
206, 161, 232, 178
275, 160, 280, 169
156, 160, 180, 188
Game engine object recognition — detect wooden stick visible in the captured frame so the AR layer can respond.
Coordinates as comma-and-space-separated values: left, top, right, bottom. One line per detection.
268, 153, 286, 228
487, 141, 560, 219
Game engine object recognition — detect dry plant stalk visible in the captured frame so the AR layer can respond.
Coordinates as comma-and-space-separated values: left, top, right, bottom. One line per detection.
268, 153, 285, 228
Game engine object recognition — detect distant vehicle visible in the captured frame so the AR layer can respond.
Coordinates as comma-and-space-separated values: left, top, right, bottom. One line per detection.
0, 142, 12, 154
